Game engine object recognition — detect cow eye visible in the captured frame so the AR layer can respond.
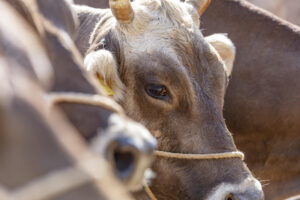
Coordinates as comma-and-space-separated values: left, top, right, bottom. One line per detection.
145, 84, 168, 100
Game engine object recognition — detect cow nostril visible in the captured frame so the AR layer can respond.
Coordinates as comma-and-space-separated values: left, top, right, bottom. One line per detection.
108, 137, 138, 182
224, 190, 264, 200
113, 147, 135, 175
225, 194, 237, 200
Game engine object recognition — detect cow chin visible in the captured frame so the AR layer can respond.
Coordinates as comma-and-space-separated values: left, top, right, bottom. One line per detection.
205, 176, 264, 200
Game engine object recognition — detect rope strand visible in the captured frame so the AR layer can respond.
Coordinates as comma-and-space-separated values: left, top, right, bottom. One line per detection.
144, 150, 245, 200
144, 182, 158, 200
155, 150, 244, 160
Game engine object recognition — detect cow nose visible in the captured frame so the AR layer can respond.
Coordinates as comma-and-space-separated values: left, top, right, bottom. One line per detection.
107, 135, 156, 191
224, 189, 264, 200
207, 176, 264, 200
108, 137, 139, 180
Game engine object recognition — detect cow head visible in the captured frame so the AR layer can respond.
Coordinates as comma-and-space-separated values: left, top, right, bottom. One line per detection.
82, 0, 264, 199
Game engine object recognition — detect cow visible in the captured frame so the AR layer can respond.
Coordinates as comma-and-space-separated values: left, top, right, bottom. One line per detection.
3, 0, 156, 192
201, 0, 300, 199
0, 2, 134, 200
73, 0, 264, 199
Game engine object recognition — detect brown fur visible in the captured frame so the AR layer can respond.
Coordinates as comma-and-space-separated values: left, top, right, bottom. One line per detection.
201, 0, 300, 199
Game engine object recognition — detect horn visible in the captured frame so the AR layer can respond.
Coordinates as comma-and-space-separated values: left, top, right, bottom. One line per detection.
186, 0, 211, 16
109, 0, 134, 24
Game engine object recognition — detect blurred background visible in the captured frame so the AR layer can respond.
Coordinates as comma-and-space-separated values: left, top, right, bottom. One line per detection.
247, 0, 300, 26
74, 0, 300, 27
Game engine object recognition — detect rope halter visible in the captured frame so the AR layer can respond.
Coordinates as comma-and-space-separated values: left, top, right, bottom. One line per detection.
155, 150, 244, 160
144, 150, 245, 200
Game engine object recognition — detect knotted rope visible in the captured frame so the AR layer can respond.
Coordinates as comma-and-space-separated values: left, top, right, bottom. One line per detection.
144, 150, 244, 200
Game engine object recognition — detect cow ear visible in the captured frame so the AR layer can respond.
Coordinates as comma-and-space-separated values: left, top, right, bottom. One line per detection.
84, 50, 125, 101
205, 34, 235, 76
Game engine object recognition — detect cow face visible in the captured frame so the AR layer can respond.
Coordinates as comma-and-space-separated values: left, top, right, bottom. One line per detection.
84, 0, 264, 199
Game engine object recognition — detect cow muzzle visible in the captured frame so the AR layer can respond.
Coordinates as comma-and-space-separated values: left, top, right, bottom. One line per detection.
205, 176, 264, 200
91, 113, 157, 191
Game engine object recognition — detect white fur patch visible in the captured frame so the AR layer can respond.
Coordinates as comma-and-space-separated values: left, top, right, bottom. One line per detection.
84, 50, 125, 101
205, 176, 263, 200
205, 34, 236, 76
114, 0, 200, 61
64, 0, 74, 4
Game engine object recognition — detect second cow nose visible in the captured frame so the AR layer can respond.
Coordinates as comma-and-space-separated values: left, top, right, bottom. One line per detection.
225, 189, 264, 200
108, 137, 138, 180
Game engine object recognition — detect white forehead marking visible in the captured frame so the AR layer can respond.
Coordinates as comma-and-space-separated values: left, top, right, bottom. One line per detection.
114, 0, 201, 61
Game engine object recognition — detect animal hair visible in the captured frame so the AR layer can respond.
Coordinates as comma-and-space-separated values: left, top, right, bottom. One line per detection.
84, 49, 125, 101
205, 33, 236, 76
